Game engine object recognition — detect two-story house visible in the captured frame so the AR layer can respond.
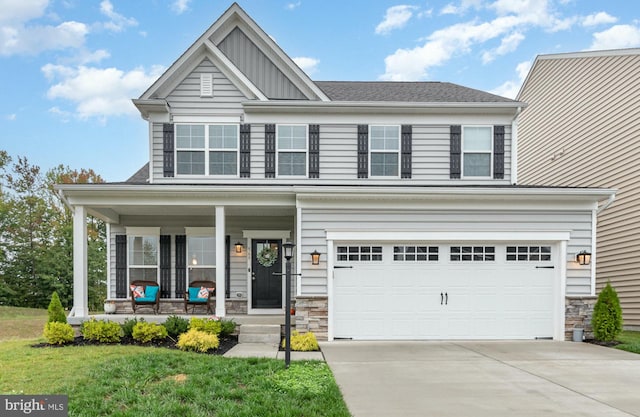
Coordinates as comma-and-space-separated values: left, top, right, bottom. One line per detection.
56, 3, 614, 341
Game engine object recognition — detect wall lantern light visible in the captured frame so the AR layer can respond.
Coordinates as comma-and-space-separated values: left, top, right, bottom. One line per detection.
311, 250, 321, 265
576, 250, 591, 266
234, 242, 244, 254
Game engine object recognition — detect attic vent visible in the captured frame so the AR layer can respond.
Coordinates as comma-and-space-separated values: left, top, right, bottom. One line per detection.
200, 73, 213, 97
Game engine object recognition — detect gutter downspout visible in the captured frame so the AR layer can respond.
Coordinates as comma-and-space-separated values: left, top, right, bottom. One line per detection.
510, 106, 522, 185
596, 193, 616, 214
591, 192, 616, 295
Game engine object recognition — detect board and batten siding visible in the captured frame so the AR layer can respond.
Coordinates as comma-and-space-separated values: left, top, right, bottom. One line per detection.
299, 209, 592, 295
216, 27, 306, 100
517, 51, 640, 327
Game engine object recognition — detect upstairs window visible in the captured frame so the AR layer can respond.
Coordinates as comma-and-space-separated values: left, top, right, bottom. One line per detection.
462, 126, 492, 177
277, 125, 307, 176
175, 124, 238, 176
370, 125, 400, 177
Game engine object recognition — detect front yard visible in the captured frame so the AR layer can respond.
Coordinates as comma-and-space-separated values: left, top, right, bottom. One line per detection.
616, 330, 640, 354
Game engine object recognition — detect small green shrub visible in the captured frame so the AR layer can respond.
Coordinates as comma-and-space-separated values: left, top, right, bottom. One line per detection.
177, 329, 220, 353
47, 292, 67, 324
132, 322, 168, 343
189, 317, 222, 335
121, 317, 144, 338
219, 319, 237, 337
592, 282, 623, 342
43, 322, 74, 345
282, 330, 319, 351
164, 315, 189, 338
81, 319, 123, 343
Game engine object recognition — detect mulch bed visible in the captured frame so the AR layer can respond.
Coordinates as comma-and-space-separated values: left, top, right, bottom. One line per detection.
32, 335, 238, 355
584, 339, 620, 348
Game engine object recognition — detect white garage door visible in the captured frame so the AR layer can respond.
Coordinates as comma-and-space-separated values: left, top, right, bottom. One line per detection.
333, 243, 556, 340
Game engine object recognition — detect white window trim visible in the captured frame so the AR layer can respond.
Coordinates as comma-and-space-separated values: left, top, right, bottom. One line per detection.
186, 227, 216, 284
125, 227, 160, 285
174, 124, 240, 178
276, 124, 308, 177
461, 125, 493, 179
369, 125, 401, 178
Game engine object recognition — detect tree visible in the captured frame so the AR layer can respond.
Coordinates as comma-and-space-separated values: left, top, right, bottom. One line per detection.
47, 291, 67, 323
592, 282, 623, 342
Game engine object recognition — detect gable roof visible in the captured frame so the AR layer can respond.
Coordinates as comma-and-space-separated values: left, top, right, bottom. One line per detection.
316, 81, 516, 103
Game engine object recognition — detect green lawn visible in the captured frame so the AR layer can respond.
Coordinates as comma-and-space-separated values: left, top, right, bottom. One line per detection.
0, 340, 350, 417
0, 306, 48, 341
616, 330, 640, 354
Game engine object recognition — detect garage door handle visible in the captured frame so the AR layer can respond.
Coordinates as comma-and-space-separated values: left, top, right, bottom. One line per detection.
445, 292, 448, 305
536, 266, 555, 269
334, 266, 353, 269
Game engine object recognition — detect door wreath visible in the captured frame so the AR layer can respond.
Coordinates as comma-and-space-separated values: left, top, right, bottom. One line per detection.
257, 245, 278, 267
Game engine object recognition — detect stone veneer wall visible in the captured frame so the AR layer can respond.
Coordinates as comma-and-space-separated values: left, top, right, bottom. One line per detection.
565, 296, 597, 341
110, 299, 247, 315
294, 296, 328, 340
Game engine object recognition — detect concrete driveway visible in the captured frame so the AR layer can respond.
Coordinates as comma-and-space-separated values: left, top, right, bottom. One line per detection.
320, 341, 640, 417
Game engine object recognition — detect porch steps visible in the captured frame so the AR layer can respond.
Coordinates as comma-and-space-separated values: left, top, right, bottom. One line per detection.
238, 324, 282, 344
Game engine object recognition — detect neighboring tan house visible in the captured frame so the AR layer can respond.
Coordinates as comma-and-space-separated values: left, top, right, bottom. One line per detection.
517, 49, 639, 330
56, 3, 614, 341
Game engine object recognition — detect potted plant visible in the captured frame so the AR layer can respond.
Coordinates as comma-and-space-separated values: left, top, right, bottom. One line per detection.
104, 299, 116, 314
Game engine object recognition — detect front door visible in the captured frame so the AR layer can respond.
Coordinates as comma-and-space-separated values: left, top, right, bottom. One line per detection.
251, 239, 283, 309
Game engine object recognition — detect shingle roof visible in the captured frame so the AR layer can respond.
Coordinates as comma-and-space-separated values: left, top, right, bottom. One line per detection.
315, 81, 515, 103
126, 163, 149, 183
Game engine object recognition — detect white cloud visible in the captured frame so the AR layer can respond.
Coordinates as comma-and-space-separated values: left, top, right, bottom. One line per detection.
286, 1, 302, 10
0, 0, 49, 24
380, 0, 575, 80
482, 31, 525, 63
590, 25, 640, 50
440, 0, 482, 15
293, 56, 319, 75
99, 0, 137, 32
582, 12, 617, 27
171, 0, 191, 15
43, 64, 165, 120
490, 60, 532, 99
5, 113, 17, 121
0, 20, 88, 55
375, 5, 418, 35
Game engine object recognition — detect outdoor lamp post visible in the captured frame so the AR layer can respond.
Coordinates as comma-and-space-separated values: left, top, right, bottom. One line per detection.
282, 241, 295, 368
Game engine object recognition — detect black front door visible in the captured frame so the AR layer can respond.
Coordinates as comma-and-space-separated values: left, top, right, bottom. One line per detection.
251, 239, 283, 309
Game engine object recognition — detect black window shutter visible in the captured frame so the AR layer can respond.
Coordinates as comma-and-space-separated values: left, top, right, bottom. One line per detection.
115, 235, 127, 298
309, 124, 320, 178
265, 124, 276, 178
175, 235, 186, 298
357, 125, 368, 178
493, 125, 505, 179
450, 125, 461, 179
240, 124, 251, 178
401, 125, 412, 179
163, 123, 175, 177
160, 235, 171, 298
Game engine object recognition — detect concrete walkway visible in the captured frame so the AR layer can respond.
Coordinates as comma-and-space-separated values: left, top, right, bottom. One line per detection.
223, 343, 324, 361
321, 340, 640, 417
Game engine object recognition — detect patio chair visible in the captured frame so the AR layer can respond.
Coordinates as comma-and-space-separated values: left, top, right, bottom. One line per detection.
184, 280, 216, 314
130, 280, 161, 314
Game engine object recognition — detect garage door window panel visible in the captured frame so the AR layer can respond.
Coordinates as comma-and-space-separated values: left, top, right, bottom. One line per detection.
337, 246, 382, 262
450, 246, 495, 261
506, 246, 552, 262
394, 246, 438, 261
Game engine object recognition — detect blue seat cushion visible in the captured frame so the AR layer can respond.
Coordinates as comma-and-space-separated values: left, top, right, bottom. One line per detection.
188, 287, 208, 302
137, 285, 158, 302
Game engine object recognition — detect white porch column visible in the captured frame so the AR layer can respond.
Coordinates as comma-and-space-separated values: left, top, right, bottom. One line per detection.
215, 206, 226, 317
71, 205, 88, 321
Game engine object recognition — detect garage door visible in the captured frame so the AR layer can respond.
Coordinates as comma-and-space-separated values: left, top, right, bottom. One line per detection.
332, 243, 556, 340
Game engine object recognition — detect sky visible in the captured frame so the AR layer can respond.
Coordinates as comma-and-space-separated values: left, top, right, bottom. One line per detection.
1, 0, 639, 182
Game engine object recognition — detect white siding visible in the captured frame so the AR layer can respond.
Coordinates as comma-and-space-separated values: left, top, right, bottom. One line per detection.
300, 209, 592, 295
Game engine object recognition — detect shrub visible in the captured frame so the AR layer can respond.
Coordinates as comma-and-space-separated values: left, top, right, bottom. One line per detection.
121, 317, 143, 338
132, 322, 168, 343
592, 282, 623, 342
43, 322, 74, 345
81, 319, 123, 343
189, 317, 222, 335
177, 329, 220, 353
282, 331, 319, 352
47, 292, 67, 324
164, 315, 189, 338
219, 319, 237, 337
